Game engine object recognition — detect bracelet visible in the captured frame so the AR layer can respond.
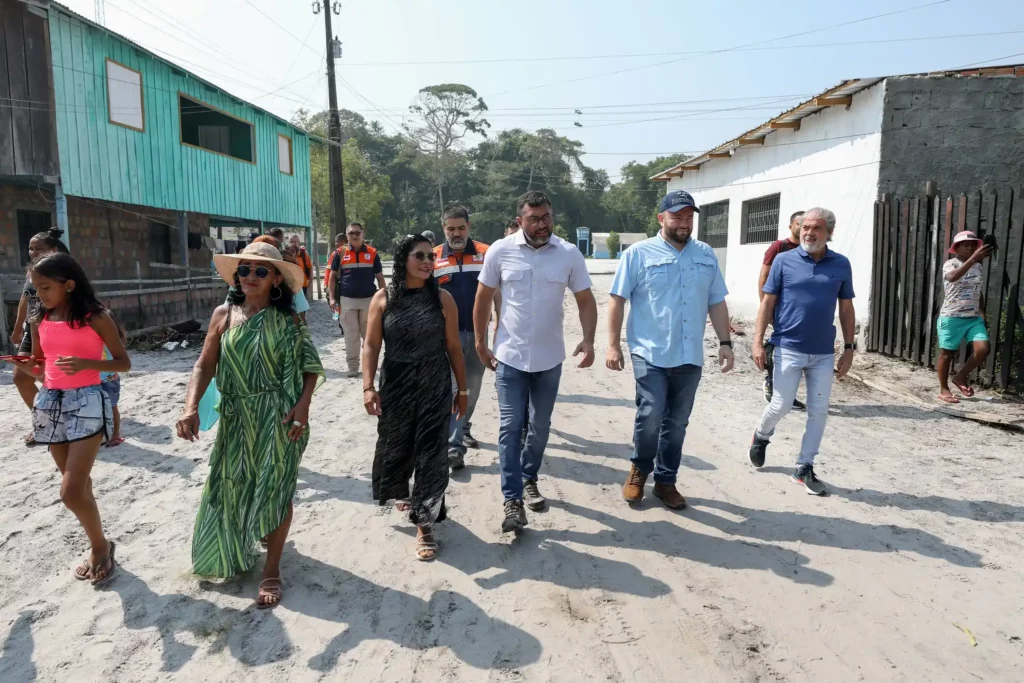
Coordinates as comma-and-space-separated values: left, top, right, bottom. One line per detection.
363, 386, 375, 392
458, 389, 470, 396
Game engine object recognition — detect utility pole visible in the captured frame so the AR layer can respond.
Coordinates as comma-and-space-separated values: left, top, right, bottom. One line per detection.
314, 1, 346, 246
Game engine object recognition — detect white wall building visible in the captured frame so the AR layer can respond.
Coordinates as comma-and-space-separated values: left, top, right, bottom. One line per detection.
653, 79, 884, 321
592, 232, 647, 258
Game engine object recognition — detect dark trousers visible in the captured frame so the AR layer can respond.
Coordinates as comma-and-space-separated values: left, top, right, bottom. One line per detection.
630, 356, 703, 485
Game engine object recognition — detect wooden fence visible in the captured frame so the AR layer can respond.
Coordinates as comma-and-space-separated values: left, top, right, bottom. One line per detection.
867, 187, 1024, 391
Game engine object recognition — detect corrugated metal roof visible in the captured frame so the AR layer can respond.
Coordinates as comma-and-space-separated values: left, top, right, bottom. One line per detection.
651, 64, 1024, 182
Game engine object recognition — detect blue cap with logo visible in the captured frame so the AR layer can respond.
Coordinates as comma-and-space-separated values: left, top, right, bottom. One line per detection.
658, 190, 700, 214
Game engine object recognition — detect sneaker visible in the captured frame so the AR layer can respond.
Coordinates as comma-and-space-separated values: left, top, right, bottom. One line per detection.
763, 380, 774, 404
622, 464, 647, 503
792, 398, 807, 411
792, 465, 827, 496
749, 433, 769, 468
523, 479, 546, 511
501, 499, 528, 532
448, 449, 465, 471
347, 369, 360, 378
463, 429, 479, 450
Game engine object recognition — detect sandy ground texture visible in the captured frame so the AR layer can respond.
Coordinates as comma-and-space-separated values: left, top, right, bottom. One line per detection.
1, 274, 1023, 683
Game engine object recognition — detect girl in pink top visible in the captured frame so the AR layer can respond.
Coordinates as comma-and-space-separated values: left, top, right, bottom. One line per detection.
8, 253, 130, 586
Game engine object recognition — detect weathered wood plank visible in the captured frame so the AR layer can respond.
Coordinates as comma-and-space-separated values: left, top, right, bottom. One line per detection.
869, 202, 884, 351
878, 199, 893, 354
984, 191, 1009, 383
999, 186, 1024, 389
895, 200, 910, 358
906, 199, 921, 363
922, 196, 941, 367
885, 200, 901, 356
4, 7, 34, 175
0, 5, 15, 175
22, 6, 56, 177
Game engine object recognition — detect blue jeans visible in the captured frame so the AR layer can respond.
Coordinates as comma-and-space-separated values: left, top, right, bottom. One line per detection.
449, 330, 487, 455
631, 357, 703, 485
495, 362, 562, 501
755, 347, 835, 466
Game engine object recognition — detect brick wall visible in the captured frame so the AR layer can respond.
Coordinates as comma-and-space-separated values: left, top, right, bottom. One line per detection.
1, 184, 227, 332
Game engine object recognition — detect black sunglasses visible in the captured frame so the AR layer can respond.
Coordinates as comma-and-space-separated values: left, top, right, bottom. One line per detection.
237, 264, 271, 279
412, 251, 437, 262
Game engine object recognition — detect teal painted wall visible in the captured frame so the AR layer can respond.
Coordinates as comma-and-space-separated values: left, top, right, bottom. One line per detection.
48, 8, 312, 227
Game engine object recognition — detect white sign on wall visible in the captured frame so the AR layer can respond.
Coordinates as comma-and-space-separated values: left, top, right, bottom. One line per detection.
106, 59, 144, 132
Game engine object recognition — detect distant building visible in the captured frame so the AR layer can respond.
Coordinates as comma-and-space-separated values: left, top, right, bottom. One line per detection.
1, 0, 313, 332
651, 64, 1024, 320
592, 232, 647, 259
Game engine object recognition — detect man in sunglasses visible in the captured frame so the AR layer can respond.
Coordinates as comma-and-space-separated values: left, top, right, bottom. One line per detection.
434, 204, 493, 470
329, 222, 385, 377
474, 191, 598, 533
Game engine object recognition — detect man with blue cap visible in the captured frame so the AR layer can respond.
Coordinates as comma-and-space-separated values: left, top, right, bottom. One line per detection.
606, 189, 733, 510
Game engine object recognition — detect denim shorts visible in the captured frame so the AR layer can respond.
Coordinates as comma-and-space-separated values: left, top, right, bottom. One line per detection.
33, 385, 113, 444
101, 377, 121, 407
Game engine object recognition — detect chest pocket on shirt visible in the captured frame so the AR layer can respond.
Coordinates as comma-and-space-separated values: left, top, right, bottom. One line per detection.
686, 255, 717, 288
502, 268, 530, 299
644, 256, 676, 293
543, 270, 569, 298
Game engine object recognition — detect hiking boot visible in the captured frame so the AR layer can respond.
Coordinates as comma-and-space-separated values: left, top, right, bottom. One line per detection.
763, 379, 773, 404
793, 465, 827, 496
622, 465, 648, 504
652, 483, 687, 510
792, 398, 807, 411
463, 428, 479, 450
523, 479, 546, 511
749, 433, 769, 468
501, 499, 528, 532
448, 449, 465, 471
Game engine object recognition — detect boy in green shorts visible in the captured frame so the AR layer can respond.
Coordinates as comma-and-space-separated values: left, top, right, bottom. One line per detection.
937, 231, 992, 403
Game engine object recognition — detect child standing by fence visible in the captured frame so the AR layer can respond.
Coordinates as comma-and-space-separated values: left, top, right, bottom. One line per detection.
6, 253, 131, 585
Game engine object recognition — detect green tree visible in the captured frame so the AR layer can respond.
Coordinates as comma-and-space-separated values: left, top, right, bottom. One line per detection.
602, 154, 690, 236
341, 139, 393, 246
405, 84, 490, 210
607, 231, 620, 258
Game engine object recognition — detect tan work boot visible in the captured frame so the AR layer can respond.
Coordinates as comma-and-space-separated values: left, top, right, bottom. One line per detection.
652, 483, 687, 510
622, 465, 648, 504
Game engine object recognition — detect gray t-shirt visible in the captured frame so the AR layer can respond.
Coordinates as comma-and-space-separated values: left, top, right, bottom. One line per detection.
940, 258, 983, 318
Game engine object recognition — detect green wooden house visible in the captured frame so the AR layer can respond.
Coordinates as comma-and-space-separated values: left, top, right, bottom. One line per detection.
1, 0, 313, 331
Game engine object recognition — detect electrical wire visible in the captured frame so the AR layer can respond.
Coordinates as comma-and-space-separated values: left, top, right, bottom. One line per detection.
484, 0, 952, 98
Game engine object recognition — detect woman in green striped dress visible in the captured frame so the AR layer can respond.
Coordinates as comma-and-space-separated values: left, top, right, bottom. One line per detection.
176, 242, 324, 609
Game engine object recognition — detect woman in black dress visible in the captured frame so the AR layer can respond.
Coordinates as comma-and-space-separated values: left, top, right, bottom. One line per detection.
362, 234, 468, 561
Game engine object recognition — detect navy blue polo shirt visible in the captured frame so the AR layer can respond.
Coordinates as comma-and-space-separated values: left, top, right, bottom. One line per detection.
764, 246, 855, 354
330, 245, 383, 299
433, 239, 488, 332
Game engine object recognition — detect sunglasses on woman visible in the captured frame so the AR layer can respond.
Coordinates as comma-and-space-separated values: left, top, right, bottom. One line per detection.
237, 265, 272, 279
411, 251, 437, 262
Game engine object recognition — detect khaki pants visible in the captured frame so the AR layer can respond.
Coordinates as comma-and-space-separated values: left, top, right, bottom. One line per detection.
340, 296, 371, 371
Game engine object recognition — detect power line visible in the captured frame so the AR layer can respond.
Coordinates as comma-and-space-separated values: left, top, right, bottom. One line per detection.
241, 0, 322, 58
484, 0, 952, 98
339, 30, 1024, 67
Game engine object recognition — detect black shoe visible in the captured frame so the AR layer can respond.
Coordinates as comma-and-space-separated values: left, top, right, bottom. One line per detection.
792, 398, 806, 411
463, 429, 479, 450
749, 433, 769, 468
523, 479, 546, 511
793, 465, 827, 496
448, 449, 465, 471
501, 499, 528, 532
763, 380, 773, 404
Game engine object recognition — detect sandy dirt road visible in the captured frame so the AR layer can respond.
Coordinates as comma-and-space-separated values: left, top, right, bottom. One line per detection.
1, 274, 1022, 682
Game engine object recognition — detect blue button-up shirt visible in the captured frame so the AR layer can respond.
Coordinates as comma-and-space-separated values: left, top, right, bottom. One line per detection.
764, 246, 855, 355
609, 235, 728, 368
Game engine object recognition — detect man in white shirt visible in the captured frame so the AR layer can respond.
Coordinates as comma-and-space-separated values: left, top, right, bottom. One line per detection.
474, 191, 598, 533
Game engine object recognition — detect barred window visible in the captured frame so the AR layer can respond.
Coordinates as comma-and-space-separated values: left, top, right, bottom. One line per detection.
740, 194, 781, 244
699, 200, 729, 249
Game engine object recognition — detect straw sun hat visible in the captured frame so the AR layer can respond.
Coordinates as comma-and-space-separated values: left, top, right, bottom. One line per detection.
214, 242, 305, 294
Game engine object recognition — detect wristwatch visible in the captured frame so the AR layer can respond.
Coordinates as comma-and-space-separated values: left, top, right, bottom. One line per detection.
844, 343, 855, 350
719, 340, 733, 347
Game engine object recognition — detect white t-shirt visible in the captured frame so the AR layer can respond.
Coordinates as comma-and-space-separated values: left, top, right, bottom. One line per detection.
479, 232, 592, 373
940, 258, 984, 318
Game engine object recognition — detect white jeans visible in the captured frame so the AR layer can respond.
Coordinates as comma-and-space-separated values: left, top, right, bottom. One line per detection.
755, 347, 835, 466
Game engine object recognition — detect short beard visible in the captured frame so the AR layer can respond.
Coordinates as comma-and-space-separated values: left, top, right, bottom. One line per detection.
524, 231, 550, 248
662, 227, 690, 247
802, 240, 826, 254
448, 237, 467, 250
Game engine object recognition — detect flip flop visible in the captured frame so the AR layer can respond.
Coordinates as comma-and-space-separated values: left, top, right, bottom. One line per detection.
105, 437, 125, 448
73, 558, 92, 581
951, 380, 975, 397
90, 541, 117, 586
395, 500, 411, 513
24, 432, 37, 446
256, 577, 283, 609
937, 394, 961, 404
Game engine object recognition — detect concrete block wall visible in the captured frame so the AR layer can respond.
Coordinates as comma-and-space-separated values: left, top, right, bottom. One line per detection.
878, 74, 1024, 198
104, 284, 227, 331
